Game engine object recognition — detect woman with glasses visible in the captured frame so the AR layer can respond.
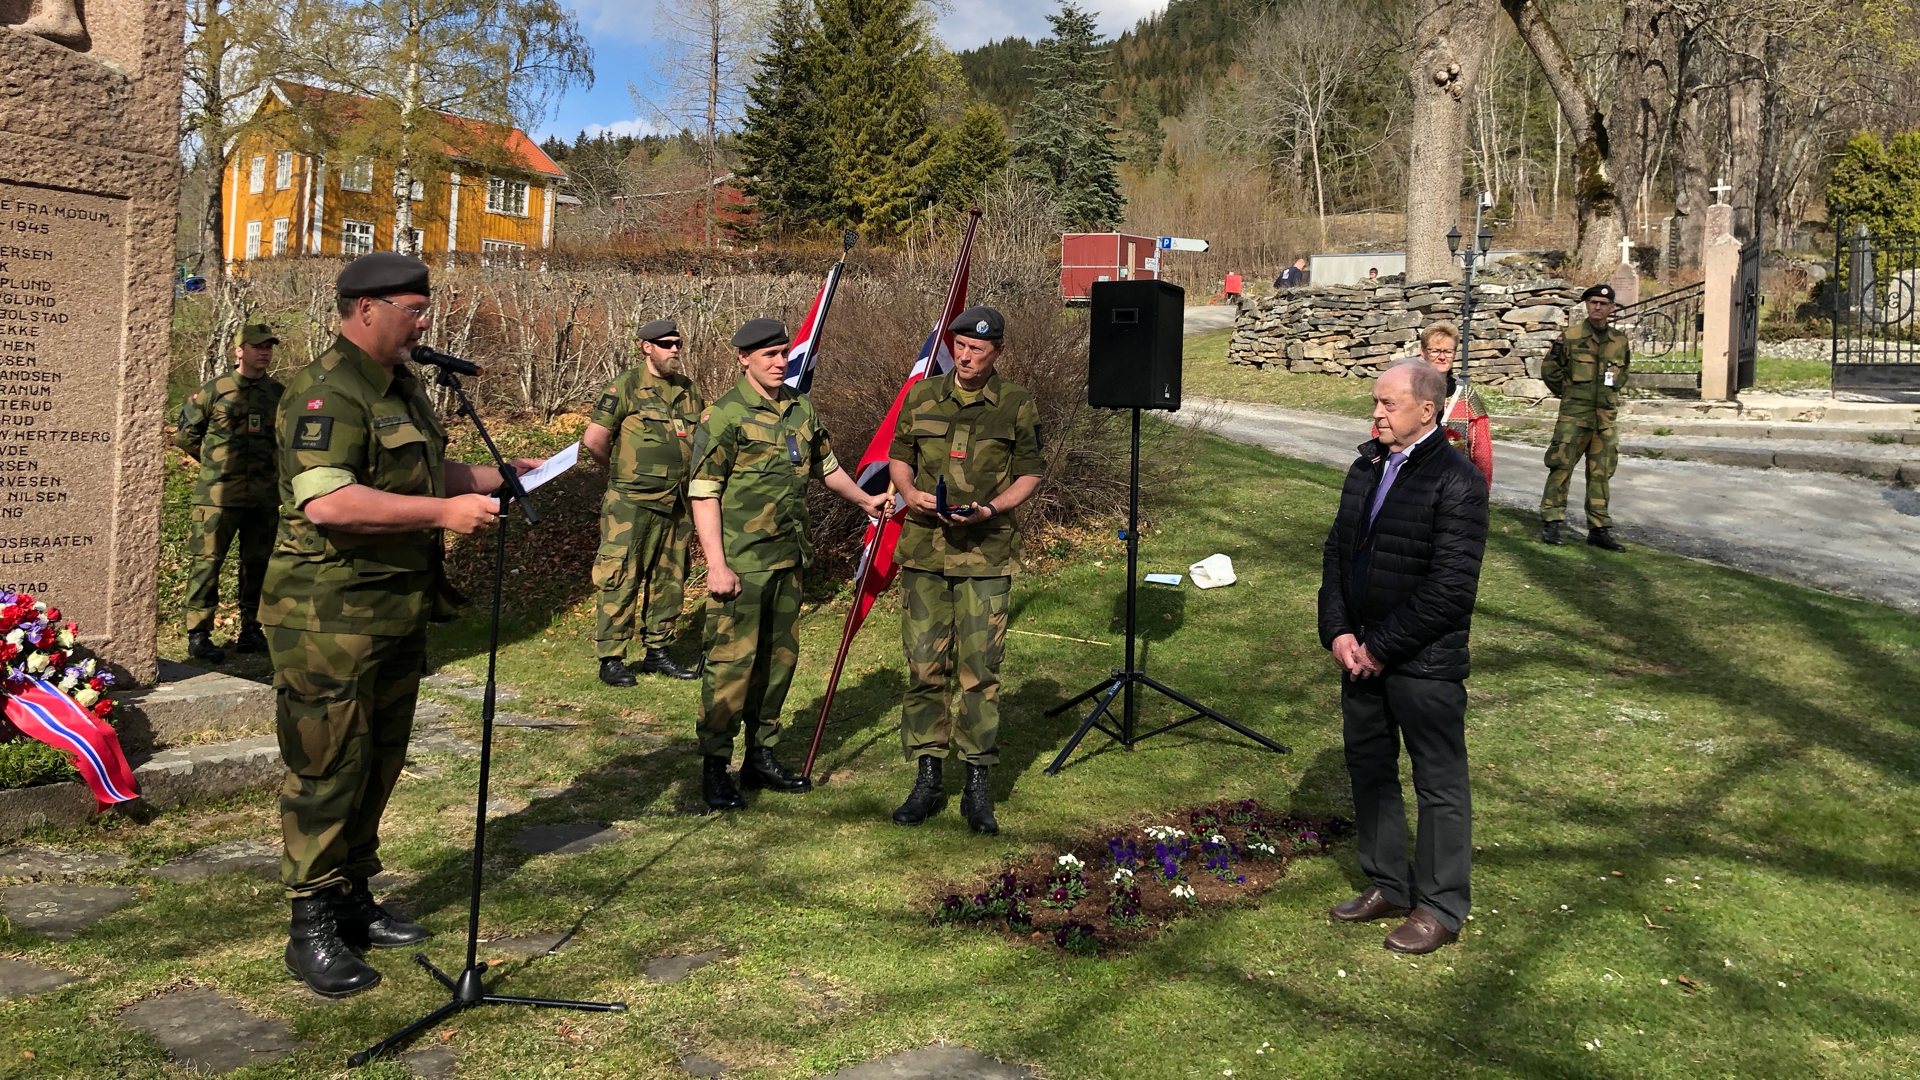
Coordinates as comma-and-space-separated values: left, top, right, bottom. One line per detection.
1374, 321, 1493, 487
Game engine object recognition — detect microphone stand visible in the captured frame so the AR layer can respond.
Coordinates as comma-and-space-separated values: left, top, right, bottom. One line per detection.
351, 366, 625, 1067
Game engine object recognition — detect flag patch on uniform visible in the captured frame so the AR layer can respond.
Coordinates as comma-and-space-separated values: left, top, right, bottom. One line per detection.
292, 415, 333, 451
307, 398, 325, 410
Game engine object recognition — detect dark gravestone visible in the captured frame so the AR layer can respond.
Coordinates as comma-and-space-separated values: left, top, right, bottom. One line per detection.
643, 949, 722, 985
512, 822, 622, 856
0, 883, 135, 939
119, 988, 296, 1074
0, 845, 131, 879
0, 956, 81, 999
146, 839, 278, 883
816, 1046, 1036, 1079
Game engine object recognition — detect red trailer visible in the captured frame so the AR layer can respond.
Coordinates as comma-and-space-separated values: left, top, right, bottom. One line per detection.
1061, 232, 1160, 303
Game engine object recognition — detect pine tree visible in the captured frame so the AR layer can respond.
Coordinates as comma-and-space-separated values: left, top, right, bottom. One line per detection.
1013, 1, 1125, 230
811, 0, 940, 236
735, 0, 829, 237
925, 104, 1011, 209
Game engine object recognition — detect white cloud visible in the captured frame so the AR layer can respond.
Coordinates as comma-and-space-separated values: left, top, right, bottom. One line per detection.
934, 0, 1170, 51
582, 117, 661, 139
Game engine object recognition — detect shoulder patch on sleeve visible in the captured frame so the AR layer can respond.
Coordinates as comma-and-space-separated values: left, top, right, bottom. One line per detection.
292, 415, 334, 452
597, 392, 618, 413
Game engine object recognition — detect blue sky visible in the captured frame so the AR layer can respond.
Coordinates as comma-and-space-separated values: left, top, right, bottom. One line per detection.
539, 1, 1170, 142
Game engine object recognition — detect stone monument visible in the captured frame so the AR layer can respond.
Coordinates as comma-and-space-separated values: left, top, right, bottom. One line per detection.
1701, 202, 1742, 402
1608, 235, 1641, 308
1, 2, 184, 682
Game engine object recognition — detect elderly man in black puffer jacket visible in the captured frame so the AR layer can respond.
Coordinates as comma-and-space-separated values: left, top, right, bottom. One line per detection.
1318, 358, 1489, 955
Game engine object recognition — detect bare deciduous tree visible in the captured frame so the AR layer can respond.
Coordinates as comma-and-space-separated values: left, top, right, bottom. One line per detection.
1405, 0, 1500, 281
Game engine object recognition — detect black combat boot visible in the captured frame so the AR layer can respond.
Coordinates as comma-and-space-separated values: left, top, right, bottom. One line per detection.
1586, 526, 1627, 552
638, 648, 698, 680
186, 630, 226, 663
335, 878, 432, 950
740, 745, 813, 793
233, 622, 268, 654
891, 756, 946, 826
598, 656, 637, 687
960, 763, 999, 836
1540, 521, 1564, 546
285, 891, 382, 997
702, 755, 746, 810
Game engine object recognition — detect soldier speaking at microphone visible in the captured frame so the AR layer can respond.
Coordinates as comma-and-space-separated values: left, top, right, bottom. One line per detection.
258, 252, 539, 998
887, 306, 1044, 836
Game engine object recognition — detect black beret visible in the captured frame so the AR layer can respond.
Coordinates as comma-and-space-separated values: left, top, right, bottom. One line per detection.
337, 252, 431, 299
949, 305, 1004, 342
1581, 283, 1617, 303
731, 317, 789, 351
636, 318, 681, 343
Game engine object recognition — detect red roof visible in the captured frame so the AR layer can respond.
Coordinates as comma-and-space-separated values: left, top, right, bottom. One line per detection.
270, 81, 564, 178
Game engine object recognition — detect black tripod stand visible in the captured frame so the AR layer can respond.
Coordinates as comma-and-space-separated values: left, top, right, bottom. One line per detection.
1044, 408, 1290, 774
351, 369, 625, 1067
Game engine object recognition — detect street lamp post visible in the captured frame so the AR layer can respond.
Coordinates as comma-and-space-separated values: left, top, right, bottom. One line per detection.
1446, 195, 1495, 383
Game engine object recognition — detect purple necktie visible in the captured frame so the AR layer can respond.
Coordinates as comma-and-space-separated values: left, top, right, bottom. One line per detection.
1368, 450, 1406, 526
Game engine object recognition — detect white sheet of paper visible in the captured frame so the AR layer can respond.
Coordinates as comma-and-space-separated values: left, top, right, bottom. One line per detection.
1144, 573, 1183, 586
518, 441, 579, 494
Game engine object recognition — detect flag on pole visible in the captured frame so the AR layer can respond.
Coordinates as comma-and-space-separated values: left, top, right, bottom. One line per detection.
3, 678, 139, 809
803, 208, 982, 778
783, 259, 846, 395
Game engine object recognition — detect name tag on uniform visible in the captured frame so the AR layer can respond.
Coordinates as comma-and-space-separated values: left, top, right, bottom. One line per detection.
1603, 372, 1616, 387
785, 432, 802, 464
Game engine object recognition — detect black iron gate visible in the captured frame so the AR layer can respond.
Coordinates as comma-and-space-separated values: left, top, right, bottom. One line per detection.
1833, 224, 1920, 395
1615, 281, 1704, 395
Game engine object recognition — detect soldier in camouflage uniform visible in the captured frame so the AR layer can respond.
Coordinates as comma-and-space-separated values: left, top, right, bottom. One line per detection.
1539, 283, 1632, 551
174, 323, 285, 663
887, 307, 1044, 836
687, 318, 892, 811
259, 253, 538, 998
583, 318, 704, 685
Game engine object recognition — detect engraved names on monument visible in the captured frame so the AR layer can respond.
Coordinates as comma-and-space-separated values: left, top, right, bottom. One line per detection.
0, 182, 127, 638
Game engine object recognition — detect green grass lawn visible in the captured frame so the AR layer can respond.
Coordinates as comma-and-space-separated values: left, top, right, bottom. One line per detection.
6, 429, 1918, 1078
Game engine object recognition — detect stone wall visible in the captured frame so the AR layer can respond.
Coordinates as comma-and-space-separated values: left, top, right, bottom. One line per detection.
1228, 278, 1586, 397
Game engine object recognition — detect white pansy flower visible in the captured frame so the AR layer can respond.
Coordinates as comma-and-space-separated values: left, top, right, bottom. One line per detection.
1056, 854, 1084, 871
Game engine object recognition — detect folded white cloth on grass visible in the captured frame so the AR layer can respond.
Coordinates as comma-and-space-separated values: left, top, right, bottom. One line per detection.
1189, 553, 1236, 589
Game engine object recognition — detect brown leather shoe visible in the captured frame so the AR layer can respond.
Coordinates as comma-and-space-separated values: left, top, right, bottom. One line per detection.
1384, 908, 1459, 954
1329, 886, 1410, 924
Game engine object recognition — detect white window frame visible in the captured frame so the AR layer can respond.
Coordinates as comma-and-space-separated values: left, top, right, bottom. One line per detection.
486, 176, 528, 216
248, 155, 265, 194
480, 239, 526, 267
342, 158, 374, 193
244, 220, 262, 260
341, 219, 375, 257
271, 217, 290, 256
274, 150, 293, 190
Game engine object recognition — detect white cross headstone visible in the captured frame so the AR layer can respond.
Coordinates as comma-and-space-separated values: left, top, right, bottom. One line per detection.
1710, 178, 1732, 206
1620, 235, 1634, 264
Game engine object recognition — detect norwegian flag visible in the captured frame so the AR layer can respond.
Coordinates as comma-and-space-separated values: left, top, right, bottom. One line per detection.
3, 678, 138, 809
782, 259, 846, 395
802, 208, 982, 778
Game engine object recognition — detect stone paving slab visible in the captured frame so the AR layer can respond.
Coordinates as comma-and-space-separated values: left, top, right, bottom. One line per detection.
0, 883, 137, 939
410, 729, 482, 759
483, 932, 573, 959
0, 956, 82, 999
405, 1045, 458, 1079
0, 845, 131, 879
512, 822, 623, 857
644, 949, 721, 985
146, 839, 278, 883
681, 1051, 731, 1077
120, 987, 296, 1074
492, 711, 585, 730
815, 1046, 1034, 1079
116, 660, 275, 753
437, 683, 521, 704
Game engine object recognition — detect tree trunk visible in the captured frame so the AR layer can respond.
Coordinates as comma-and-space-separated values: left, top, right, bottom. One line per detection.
193, 0, 228, 282
1605, 0, 1671, 259
1726, 25, 1766, 242
395, 21, 421, 255
705, 5, 720, 248
1404, 0, 1499, 283
1502, 0, 1619, 274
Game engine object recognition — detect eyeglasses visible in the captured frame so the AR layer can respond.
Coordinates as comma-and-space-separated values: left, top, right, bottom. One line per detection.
1426, 348, 1456, 358
371, 296, 431, 321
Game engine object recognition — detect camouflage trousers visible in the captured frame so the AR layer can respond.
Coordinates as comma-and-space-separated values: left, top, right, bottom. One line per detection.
185, 504, 276, 635
592, 492, 690, 659
900, 569, 1011, 766
1539, 414, 1619, 528
698, 567, 801, 758
267, 624, 426, 897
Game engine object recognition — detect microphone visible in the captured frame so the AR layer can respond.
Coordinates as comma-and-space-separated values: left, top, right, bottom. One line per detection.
409, 344, 485, 377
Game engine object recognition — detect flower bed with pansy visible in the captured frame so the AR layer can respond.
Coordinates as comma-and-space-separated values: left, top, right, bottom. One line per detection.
933, 800, 1348, 954
0, 590, 119, 790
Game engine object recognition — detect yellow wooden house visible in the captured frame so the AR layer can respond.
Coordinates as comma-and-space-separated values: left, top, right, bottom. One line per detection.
223, 81, 565, 267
